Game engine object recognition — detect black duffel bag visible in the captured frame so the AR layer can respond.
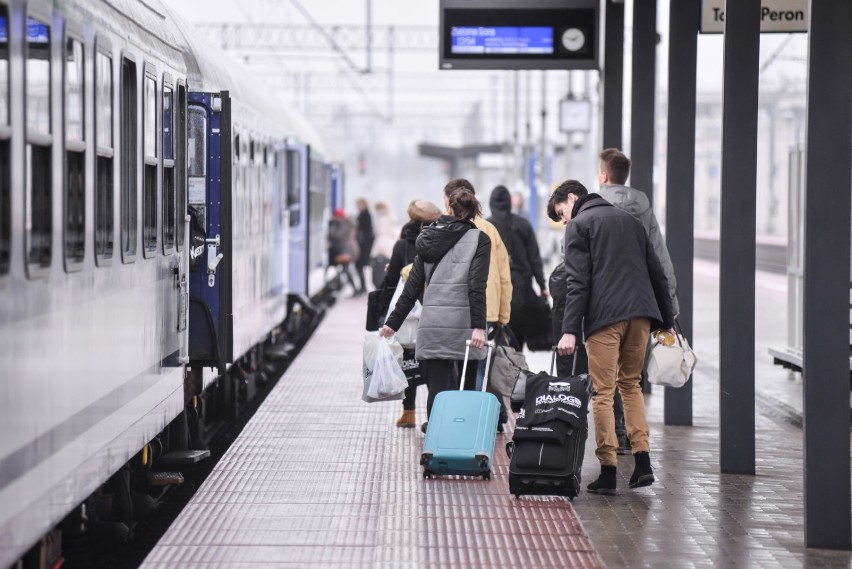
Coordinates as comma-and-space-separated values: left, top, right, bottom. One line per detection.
365, 285, 395, 331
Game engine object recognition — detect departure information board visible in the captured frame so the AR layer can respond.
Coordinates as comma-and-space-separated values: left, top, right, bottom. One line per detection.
450, 27, 554, 55
440, 0, 598, 70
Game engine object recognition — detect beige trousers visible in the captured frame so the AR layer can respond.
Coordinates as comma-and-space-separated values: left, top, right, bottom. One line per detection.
586, 318, 651, 466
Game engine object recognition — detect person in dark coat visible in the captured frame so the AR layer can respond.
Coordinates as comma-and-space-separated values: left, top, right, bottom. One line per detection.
549, 180, 674, 496
327, 209, 358, 293
487, 185, 547, 348
380, 189, 491, 432
383, 200, 442, 428
354, 198, 374, 295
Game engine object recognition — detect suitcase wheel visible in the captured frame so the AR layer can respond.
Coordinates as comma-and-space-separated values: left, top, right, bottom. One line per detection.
482, 472, 491, 481
423, 470, 434, 479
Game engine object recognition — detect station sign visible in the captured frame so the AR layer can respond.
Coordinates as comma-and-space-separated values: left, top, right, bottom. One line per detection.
439, 0, 599, 70
700, 0, 808, 34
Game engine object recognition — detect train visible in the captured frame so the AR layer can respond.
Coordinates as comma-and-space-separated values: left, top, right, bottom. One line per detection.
0, 0, 344, 566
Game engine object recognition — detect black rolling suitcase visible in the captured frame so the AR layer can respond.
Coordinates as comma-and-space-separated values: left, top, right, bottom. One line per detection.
506, 349, 592, 500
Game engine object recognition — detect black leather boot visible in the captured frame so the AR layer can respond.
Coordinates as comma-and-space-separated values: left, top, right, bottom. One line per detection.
587, 465, 617, 495
629, 451, 655, 488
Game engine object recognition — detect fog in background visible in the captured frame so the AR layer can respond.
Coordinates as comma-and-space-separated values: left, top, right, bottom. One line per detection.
170, 0, 808, 251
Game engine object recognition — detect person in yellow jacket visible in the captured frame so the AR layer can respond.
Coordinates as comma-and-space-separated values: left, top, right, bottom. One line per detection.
442, 179, 512, 430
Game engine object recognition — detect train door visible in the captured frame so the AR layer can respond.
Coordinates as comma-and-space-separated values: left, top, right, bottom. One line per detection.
285, 141, 308, 296
187, 91, 233, 372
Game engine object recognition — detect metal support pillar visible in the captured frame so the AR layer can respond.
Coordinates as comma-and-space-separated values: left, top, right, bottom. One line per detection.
663, 0, 698, 426
718, 0, 760, 475
602, 0, 624, 149
802, 0, 852, 550
630, 0, 656, 205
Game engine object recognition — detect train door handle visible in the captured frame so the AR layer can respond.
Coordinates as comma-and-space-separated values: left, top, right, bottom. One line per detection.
206, 234, 224, 287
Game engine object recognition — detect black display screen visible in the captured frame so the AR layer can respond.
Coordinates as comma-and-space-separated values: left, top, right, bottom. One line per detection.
441, 8, 597, 70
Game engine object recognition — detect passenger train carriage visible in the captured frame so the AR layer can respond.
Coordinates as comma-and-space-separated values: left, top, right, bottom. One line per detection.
0, 0, 337, 566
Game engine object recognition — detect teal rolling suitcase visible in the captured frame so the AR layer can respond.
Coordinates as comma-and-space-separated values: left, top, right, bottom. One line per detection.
421, 341, 500, 480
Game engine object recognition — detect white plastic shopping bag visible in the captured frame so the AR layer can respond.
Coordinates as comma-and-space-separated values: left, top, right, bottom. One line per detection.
362, 332, 407, 402
386, 278, 421, 349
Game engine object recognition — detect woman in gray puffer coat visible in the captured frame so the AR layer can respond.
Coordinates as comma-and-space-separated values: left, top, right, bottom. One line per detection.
380, 189, 491, 431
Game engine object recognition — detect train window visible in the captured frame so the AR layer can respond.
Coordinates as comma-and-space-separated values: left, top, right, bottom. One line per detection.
187, 106, 206, 178
25, 17, 52, 273
66, 38, 84, 142
163, 84, 173, 160
0, 138, 7, 275
64, 36, 85, 268
142, 73, 157, 256
0, 5, 8, 275
95, 50, 113, 264
96, 52, 112, 148
249, 139, 255, 163
276, 150, 286, 227
120, 56, 137, 261
162, 83, 174, 251
175, 84, 186, 251
286, 150, 301, 227
26, 17, 50, 135
234, 133, 240, 163
0, 5, 9, 126
144, 75, 156, 158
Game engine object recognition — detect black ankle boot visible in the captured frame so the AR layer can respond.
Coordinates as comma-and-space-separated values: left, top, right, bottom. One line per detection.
629, 451, 655, 488
587, 465, 617, 495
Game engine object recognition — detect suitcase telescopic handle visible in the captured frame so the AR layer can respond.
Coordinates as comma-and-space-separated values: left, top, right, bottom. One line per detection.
551, 345, 579, 376
462, 339, 495, 391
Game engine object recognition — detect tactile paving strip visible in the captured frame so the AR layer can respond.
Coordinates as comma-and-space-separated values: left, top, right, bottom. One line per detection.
141, 296, 602, 569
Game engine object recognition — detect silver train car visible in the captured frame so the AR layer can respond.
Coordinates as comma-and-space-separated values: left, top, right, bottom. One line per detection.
0, 0, 336, 566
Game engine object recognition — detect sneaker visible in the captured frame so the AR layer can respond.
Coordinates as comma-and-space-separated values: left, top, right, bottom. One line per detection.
587, 465, 617, 495
617, 434, 632, 455
420, 421, 429, 434
628, 451, 655, 488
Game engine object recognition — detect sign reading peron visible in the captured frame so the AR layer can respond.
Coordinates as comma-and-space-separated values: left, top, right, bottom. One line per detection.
700, 0, 808, 34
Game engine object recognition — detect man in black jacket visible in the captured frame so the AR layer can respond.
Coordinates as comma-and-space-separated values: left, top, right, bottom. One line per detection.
550, 180, 674, 495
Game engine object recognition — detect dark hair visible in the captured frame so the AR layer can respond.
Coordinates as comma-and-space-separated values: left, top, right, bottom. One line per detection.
599, 148, 631, 185
443, 178, 475, 196
547, 180, 588, 221
447, 188, 481, 221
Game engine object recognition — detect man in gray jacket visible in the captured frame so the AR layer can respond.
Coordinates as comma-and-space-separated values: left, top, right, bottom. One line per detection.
598, 148, 679, 315
597, 148, 680, 455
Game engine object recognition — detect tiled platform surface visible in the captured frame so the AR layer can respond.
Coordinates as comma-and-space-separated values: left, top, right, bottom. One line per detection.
142, 262, 852, 568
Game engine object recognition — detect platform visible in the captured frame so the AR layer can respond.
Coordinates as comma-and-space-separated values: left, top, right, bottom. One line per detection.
141, 261, 852, 568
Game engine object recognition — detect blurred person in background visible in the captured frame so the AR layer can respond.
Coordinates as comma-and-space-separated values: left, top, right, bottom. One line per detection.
370, 201, 400, 289
327, 209, 359, 294
488, 184, 547, 350
511, 190, 529, 221
354, 198, 374, 295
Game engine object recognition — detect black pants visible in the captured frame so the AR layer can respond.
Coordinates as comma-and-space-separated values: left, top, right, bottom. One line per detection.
422, 359, 461, 419
401, 382, 418, 410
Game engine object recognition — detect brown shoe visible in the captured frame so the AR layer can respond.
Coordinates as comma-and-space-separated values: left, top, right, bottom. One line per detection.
395, 410, 416, 428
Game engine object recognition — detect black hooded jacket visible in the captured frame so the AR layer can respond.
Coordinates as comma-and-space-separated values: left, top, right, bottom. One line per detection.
561, 193, 675, 337
385, 215, 491, 332
380, 219, 421, 290
488, 186, 546, 291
